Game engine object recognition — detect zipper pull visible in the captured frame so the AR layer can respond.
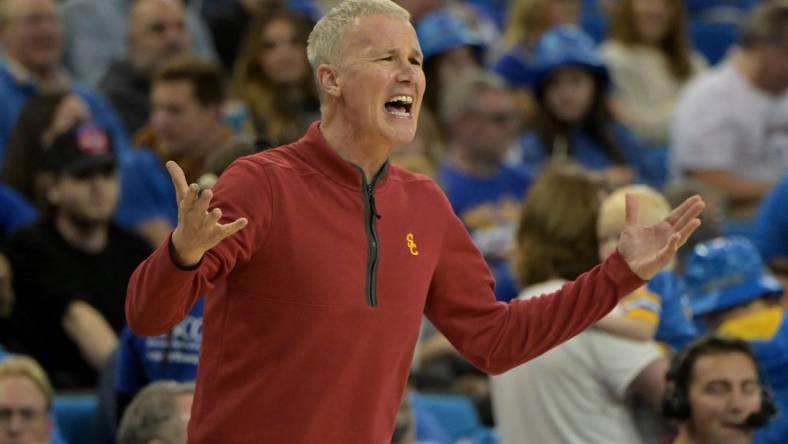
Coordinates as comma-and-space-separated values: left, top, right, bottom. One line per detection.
368, 186, 381, 220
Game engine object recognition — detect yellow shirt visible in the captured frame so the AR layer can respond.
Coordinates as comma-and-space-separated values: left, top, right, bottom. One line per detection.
718, 306, 784, 341
620, 286, 662, 326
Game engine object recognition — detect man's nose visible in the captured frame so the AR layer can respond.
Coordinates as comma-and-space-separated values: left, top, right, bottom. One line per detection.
6, 412, 24, 434
728, 390, 752, 413
395, 59, 419, 83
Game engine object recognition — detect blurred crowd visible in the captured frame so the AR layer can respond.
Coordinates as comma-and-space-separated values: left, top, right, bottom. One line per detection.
0, 0, 786, 443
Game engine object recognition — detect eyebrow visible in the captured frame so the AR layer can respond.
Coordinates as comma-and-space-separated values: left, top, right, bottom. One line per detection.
373, 48, 423, 60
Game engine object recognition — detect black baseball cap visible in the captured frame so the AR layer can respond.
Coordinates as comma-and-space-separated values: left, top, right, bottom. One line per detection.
44, 122, 116, 175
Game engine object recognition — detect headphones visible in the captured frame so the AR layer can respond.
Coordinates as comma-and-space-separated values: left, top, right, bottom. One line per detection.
662, 335, 777, 428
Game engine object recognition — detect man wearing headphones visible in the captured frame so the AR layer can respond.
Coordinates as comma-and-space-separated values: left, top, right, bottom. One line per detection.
662, 335, 777, 444
681, 237, 787, 442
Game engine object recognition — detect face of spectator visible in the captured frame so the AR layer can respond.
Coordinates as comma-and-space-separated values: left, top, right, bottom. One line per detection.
0, 0, 62, 75
151, 80, 218, 158
686, 352, 762, 444
50, 166, 120, 226
327, 14, 425, 148
42, 94, 92, 147
456, 87, 520, 165
632, 0, 674, 46
0, 376, 52, 444
129, 0, 188, 71
545, 0, 581, 28
259, 17, 309, 86
436, 46, 480, 89
544, 67, 596, 124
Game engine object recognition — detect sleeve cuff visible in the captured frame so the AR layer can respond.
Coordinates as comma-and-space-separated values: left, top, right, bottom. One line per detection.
167, 233, 203, 271
606, 250, 647, 298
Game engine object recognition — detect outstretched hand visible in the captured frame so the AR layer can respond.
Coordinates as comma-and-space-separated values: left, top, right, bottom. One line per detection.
167, 161, 248, 267
618, 194, 705, 280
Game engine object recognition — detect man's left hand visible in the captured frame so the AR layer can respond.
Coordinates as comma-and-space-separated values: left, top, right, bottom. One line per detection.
618, 194, 705, 280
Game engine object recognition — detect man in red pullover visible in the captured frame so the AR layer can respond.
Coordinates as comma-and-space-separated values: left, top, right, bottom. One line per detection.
125, 0, 705, 442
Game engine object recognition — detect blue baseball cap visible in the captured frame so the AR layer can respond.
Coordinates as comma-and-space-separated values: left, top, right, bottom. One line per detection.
416, 8, 485, 63
684, 236, 783, 317
531, 25, 609, 94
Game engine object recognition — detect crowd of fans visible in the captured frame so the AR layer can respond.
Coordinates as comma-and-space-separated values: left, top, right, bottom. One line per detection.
0, 0, 785, 443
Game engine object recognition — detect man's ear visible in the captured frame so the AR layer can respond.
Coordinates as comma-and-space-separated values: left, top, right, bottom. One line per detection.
317, 64, 341, 99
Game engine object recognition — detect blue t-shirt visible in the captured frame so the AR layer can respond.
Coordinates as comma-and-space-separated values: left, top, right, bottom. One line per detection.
0, 61, 131, 167
752, 174, 788, 264
750, 318, 788, 444
510, 123, 656, 186
0, 184, 37, 242
114, 148, 178, 230
438, 163, 532, 302
116, 298, 203, 397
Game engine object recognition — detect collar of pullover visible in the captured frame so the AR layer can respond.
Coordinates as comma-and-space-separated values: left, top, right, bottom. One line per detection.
297, 121, 390, 192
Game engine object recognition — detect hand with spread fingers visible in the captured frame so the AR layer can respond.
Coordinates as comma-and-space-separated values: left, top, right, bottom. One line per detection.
166, 161, 248, 267
618, 193, 705, 280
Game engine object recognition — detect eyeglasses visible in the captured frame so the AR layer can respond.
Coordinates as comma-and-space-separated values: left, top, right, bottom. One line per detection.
0, 407, 46, 426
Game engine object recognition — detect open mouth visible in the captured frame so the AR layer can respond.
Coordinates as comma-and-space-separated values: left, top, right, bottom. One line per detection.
384, 95, 413, 118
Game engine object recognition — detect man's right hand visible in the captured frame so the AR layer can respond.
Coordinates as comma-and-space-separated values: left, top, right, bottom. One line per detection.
166, 161, 248, 267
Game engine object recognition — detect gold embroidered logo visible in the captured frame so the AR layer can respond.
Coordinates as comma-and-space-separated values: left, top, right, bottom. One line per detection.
406, 233, 419, 256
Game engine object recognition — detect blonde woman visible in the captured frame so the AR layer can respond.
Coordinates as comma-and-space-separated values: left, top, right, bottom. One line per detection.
601, 0, 706, 147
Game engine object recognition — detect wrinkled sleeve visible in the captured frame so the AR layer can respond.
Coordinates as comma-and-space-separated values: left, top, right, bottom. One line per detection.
424, 188, 644, 374
125, 158, 272, 336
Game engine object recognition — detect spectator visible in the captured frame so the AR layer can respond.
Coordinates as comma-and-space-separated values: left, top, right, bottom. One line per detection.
416, 8, 485, 118
1, 93, 91, 206
492, 0, 580, 90
116, 380, 194, 444
596, 185, 698, 352
61, 0, 216, 87
202, 0, 321, 72
492, 162, 669, 444
2, 123, 151, 389
115, 297, 203, 421
602, 0, 707, 147
0, 356, 54, 444
438, 70, 530, 302
509, 25, 652, 188
751, 173, 788, 274
671, 1, 788, 220
115, 55, 256, 247
99, 0, 191, 136
228, 8, 319, 146
0, 0, 131, 166
683, 237, 787, 441
662, 335, 777, 444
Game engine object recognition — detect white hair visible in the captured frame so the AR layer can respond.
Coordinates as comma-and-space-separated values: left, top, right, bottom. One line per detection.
306, 0, 411, 73
117, 380, 195, 444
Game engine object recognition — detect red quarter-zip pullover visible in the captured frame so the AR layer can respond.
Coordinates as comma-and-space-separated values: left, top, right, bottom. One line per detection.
126, 122, 644, 443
